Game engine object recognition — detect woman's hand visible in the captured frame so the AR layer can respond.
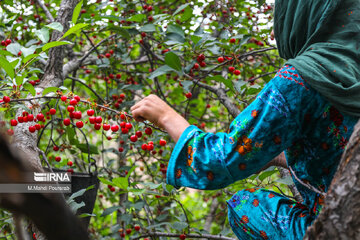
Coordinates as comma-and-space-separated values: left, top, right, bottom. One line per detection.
130, 95, 190, 143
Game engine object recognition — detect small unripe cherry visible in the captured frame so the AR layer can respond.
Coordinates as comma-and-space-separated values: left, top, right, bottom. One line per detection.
55, 156, 61, 162
145, 127, 152, 135
76, 121, 84, 128
111, 125, 119, 132
10, 119, 18, 126
49, 108, 56, 115
130, 135, 138, 142
95, 116, 102, 123
63, 118, 71, 126
29, 126, 36, 133
3, 96, 10, 103
67, 161, 73, 166
67, 105, 75, 113
103, 124, 110, 131
159, 139, 167, 146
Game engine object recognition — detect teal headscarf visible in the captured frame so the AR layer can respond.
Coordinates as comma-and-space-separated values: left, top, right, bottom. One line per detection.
274, 0, 360, 117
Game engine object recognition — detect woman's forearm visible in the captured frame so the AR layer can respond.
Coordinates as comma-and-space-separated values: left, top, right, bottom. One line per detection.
159, 112, 190, 143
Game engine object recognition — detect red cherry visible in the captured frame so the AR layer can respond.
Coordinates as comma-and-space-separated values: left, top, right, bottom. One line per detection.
200, 61, 206, 67
155, 195, 161, 198
89, 116, 96, 124
217, 57, 224, 63
61, 95, 67, 102
36, 113, 44, 121
118, 147, 124, 152
76, 121, 84, 128
3, 96, 10, 103
116, 74, 121, 79
179, 234, 186, 240
141, 144, 147, 150
74, 95, 81, 102
125, 122, 132, 129
67, 105, 75, 113
193, 63, 199, 69
17, 51, 22, 56
228, 66, 235, 72
121, 128, 129, 134
7, 129, 14, 136
135, 131, 142, 138
185, 92, 192, 99
94, 123, 101, 130
103, 124, 110, 131
1, 41, 5, 46
63, 118, 71, 126
109, 73, 114, 79
111, 125, 119, 132
120, 233, 126, 237
80, 9, 86, 14
234, 70, 241, 75
229, 38, 236, 43
28, 114, 34, 121
147, 6, 153, 11
10, 119, 17, 126
145, 127, 152, 135
55, 156, 61, 162
67, 169, 74, 173
18, 116, 24, 123
159, 139, 167, 146
53, 146, 59, 151
35, 124, 41, 130
67, 161, 73, 166
119, 93, 125, 99
95, 116, 102, 123
130, 135, 138, 142
29, 126, 36, 133
147, 144, 154, 151
49, 108, 56, 115
105, 53, 111, 58
126, 229, 132, 234
134, 225, 140, 231
148, 16, 154, 21
141, 32, 147, 38
69, 99, 77, 106
74, 111, 82, 119
110, 186, 116, 192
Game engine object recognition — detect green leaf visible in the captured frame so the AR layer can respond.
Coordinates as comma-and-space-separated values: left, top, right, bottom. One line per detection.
98, 177, 114, 186
165, 33, 185, 44
0, 50, 12, 56
22, 53, 39, 63
35, 28, 50, 43
67, 128, 79, 145
181, 80, 193, 92
139, 24, 156, 32
23, 83, 36, 96
107, 26, 131, 39
0, 57, 15, 79
112, 177, 128, 189
15, 75, 24, 86
46, 22, 64, 32
180, 7, 193, 22
171, 221, 188, 231
275, 176, 294, 185
148, 65, 174, 79
78, 213, 96, 218
206, 75, 235, 92
62, 23, 88, 39
77, 143, 99, 154
42, 41, 71, 51
101, 206, 122, 217
42, 86, 59, 96
173, 3, 190, 16
72, 0, 83, 24
167, 24, 185, 38
6, 43, 21, 55
258, 170, 278, 181
127, 14, 145, 22
164, 52, 182, 71
68, 188, 87, 201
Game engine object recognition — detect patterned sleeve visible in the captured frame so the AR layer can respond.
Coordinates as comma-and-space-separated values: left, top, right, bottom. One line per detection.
166, 66, 304, 190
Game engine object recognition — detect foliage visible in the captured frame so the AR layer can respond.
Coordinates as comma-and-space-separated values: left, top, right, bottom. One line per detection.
0, 0, 292, 239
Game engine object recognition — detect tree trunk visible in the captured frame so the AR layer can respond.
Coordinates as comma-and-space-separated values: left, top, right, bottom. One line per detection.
304, 119, 360, 239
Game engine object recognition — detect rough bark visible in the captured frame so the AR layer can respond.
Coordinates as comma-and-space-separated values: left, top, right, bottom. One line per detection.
12, 0, 79, 171
304, 119, 360, 239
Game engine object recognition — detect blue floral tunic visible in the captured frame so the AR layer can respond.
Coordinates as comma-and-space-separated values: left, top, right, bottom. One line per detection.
166, 65, 359, 240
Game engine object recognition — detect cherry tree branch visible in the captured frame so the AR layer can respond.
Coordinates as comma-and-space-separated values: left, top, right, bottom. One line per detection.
134, 232, 236, 240
35, 0, 54, 22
